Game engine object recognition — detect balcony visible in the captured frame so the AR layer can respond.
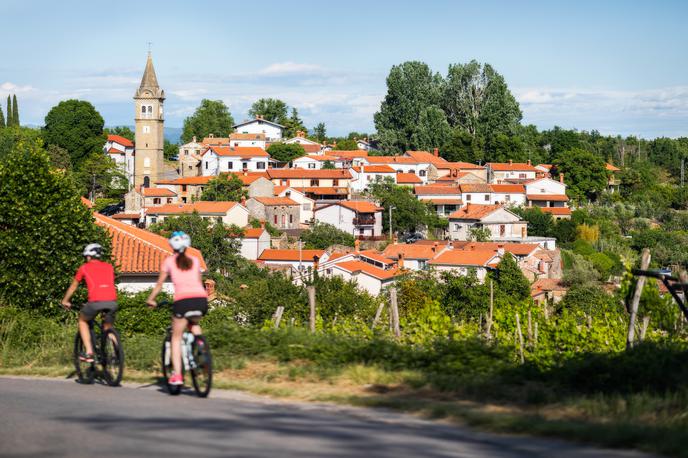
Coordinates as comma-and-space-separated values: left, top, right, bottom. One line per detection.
353, 217, 376, 226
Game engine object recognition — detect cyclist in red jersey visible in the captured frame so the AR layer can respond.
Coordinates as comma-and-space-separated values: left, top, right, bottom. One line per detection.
61, 243, 118, 363
147, 232, 208, 386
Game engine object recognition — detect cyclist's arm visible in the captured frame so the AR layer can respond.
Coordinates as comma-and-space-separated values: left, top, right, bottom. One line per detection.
146, 269, 168, 306
61, 279, 80, 307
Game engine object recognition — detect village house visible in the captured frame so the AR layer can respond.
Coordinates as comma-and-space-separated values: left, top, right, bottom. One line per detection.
266, 168, 352, 189
177, 136, 205, 177
229, 132, 266, 149
258, 249, 328, 271
292, 154, 343, 170
606, 163, 621, 193
382, 242, 449, 271
284, 131, 324, 154
233, 116, 284, 142
314, 201, 384, 239
349, 165, 397, 192
395, 172, 423, 186
105, 134, 135, 186
360, 155, 427, 180
524, 176, 571, 219
427, 249, 501, 282
274, 187, 315, 224
238, 226, 271, 261
145, 201, 249, 227
156, 172, 270, 203
137, 186, 178, 207
245, 197, 301, 230
329, 260, 400, 295
200, 146, 271, 175
448, 204, 527, 241
488, 160, 539, 183
414, 185, 463, 216
490, 184, 527, 206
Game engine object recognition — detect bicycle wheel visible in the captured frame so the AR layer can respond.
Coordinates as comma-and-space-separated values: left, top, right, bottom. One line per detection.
190, 335, 212, 398
161, 335, 181, 395
101, 328, 124, 387
73, 332, 94, 384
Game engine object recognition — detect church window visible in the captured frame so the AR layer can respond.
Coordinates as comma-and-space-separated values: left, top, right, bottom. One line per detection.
144, 158, 151, 168
143, 126, 150, 134
143, 176, 150, 187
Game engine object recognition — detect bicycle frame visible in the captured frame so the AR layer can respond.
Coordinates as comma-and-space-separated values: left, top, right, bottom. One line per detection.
631, 269, 688, 321
164, 323, 198, 372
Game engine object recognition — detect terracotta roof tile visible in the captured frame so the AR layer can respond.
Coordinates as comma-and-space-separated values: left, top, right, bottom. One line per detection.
448, 204, 503, 220
460, 183, 493, 193
606, 163, 621, 172
414, 185, 462, 196
526, 194, 569, 201
229, 133, 265, 141
107, 135, 134, 148
359, 250, 396, 265
243, 228, 268, 238
267, 169, 352, 179
396, 173, 422, 184
540, 207, 572, 216
333, 260, 400, 280
204, 146, 270, 158
147, 201, 239, 215
334, 150, 369, 158
383, 243, 443, 260
352, 165, 396, 173
419, 198, 463, 205
253, 197, 299, 206
259, 249, 324, 261
452, 241, 539, 256
491, 184, 526, 193
428, 249, 497, 267
141, 187, 176, 197
339, 201, 382, 213
366, 156, 418, 164
488, 162, 539, 172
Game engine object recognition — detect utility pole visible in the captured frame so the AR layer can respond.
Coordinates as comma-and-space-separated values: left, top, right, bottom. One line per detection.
681, 158, 685, 187
388, 206, 395, 241
90, 173, 96, 202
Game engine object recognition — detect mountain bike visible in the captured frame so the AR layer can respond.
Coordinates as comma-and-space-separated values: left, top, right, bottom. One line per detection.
159, 302, 212, 397
73, 309, 124, 386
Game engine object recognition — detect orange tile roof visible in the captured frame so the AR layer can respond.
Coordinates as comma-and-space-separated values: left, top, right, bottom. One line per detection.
420, 198, 463, 205
107, 148, 125, 154
366, 156, 418, 164
444, 161, 485, 170
204, 146, 270, 158
141, 187, 176, 197
414, 185, 462, 196
448, 204, 503, 220
300, 187, 348, 195
460, 183, 493, 193
530, 278, 567, 295
332, 150, 369, 158
300, 144, 323, 154
428, 249, 497, 267
107, 134, 134, 147
304, 154, 340, 162
259, 249, 325, 261
537, 164, 553, 170
147, 201, 240, 215
359, 250, 396, 265
81, 197, 94, 208
243, 227, 268, 238
540, 207, 572, 216
488, 162, 539, 172
383, 243, 443, 260
94, 212, 206, 274
334, 260, 399, 280
396, 173, 422, 184
405, 150, 447, 165
111, 213, 141, 220
452, 241, 539, 256
268, 169, 352, 179
606, 163, 621, 172
491, 184, 526, 193
352, 165, 396, 173
202, 136, 230, 146
253, 197, 299, 206
229, 133, 265, 141
339, 201, 383, 213
157, 176, 214, 186
526, 194, 569, 201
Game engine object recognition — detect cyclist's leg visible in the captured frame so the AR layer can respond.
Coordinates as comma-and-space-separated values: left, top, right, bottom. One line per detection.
78, 313, 94, 355
189, 318, 202, 336
170, 316, 187, 376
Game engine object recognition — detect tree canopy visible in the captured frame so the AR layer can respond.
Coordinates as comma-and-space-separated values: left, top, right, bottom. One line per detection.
104, 126, 135, 142
43, 100, 105, 168
367, 178, 439, 234
266, 142, 305, 163
300, 222, 355, 249
200, 174, 247, 202
248, 98, 288, 124
554, 148, 607, 202
181, 99, 235, 143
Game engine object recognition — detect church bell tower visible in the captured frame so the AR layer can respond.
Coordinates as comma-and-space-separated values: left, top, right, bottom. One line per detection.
133, 52, 165, 188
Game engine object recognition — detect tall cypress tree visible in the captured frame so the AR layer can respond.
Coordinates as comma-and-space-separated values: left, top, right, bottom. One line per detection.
6, 96, 12, 127
0, 102, 5, 128
11, 95, 18, 127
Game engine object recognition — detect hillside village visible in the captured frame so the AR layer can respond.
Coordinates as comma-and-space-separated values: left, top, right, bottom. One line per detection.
96, 54, 625, 302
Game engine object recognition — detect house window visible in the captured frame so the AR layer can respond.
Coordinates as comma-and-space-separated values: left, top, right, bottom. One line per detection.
484, 194, 490, 202
257, 162, 266, 169
289, 214, 293, 224
143, 126, 150, 134
151, 217, 157, 224
310, 179, 319, 186
182, 185, 187, 192
505, 195, 511, 202
519, 173, 526, 179
419, 170, 426, 177
167, 198, 173, 204
242, 162, 248, 169
500, 225, 506, 236
281, 179, 288, 186
540, 188, 545, 193
143, 176, 150, 188
188, 165, 192, 170
308, 163, 316, 169
227, 161, 233, 170
184, 149, 189, 156
333, 179, 339, 186
182, 197, 187, 203
282, 214, 286, 227
153, 198, 161, 205
205, 161, 208, 170
466, 195, 471, 201
454, 224, 460, 231
273, 215, 277, 225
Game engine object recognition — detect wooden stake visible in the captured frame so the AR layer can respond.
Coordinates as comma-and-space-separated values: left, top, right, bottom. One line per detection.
486, 280, 494, 338
640, 316, 650, 341
273, 306, 284, 329
307, 285, 316, 333
390, 287, 400, 338
372, 302, 385, 329
515, 312, 525, 364
627, 248, 651, 349
533, 322, 538, 348
527, 310, 533, 345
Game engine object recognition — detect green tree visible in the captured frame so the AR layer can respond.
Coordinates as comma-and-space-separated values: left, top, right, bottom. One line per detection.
333, 139, 358, 150
46, 144, 71, 170
300, 222, 355, 249
374, 61, 443, 154
12, 95, 18, 127
442, 127, 483, 163
321, 160, 335, 169
313, 122, 326, 142
468, 226, 491, 242
368, 178, 433, 234
200, 174, 247, 202
554, 148, 607, 202
74, 151, 128, 199
5, 96, 12, 127
0, 141, 108, 311
104, 126, 135, 142
495, 252, 530, 301
248, 98, 288, 124
266, 142, 305, 162
410, 106, 451, 151
442, 60, 522, 139
43, 100, 105, 168
0, 126, 43, 162
149, 212, 240, 274
0, 100, 5, 128
513, 206, 554, 237
163, 139, 178, 161
283, 107, 306, 138
181, 99, 235, 143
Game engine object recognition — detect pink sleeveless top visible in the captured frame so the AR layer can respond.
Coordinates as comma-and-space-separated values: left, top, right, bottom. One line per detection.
162, 254, 208, 302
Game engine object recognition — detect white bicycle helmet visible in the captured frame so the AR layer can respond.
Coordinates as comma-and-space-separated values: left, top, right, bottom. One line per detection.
169, 231, 191, 253
83, 243, 103, 258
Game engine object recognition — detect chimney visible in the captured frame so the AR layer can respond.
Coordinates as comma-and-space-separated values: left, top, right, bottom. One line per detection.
432, 241, 439, 253
393, 234, 398, 245
313, 255, 320, 272
354, 239, 360, 253
260, 219, 266, 229
559, 173, 565, 184
433, 148, 439, 157
209, 133, 214, 139
497, 247, 505, 256
204, 279, 216, 299
527, 159, 531, 165
192, 136, 197, 143
509, 159, 513, 165
397, 252, 404, 270
240, 196, 246, 206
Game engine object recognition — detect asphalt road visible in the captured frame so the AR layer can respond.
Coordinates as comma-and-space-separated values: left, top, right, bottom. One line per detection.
0, 377, 654, 458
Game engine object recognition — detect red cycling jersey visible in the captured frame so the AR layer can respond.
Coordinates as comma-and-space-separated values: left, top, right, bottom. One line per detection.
74, 260, 117, 302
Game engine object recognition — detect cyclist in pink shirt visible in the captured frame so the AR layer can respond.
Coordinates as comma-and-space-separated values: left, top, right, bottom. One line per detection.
147, 231, 208, 386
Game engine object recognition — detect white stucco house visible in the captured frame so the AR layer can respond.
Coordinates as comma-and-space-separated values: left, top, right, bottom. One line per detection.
145, 201, 249, 227
487, 161, 539, 183
200, 146, 271, 175
349, 165, 397, 192
104, 134, 135, 187
448, 204, 527, 241
428, 249, 501, 282
233, 116, 284, 142
314, 201, 384, 238
238, 227, 271, 260
229, 133, 266, 149
275, 187, 315, 224
329, 260, 400, 296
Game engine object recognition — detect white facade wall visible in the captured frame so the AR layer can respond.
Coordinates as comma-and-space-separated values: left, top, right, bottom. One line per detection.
118, 279, 174, 294
235, 120, 283, 141
350, 170, 397, 192
463, 192, 492, 205
491, 192, 527, 206
231, 138, 266, 148
525, 178, 566, 196
313, 206, 383, 237
201, 153, 269, 176
278, 189, 315, 224
491, 170, 537, 183
292, 157, 322, 170
240, 233, 271, 260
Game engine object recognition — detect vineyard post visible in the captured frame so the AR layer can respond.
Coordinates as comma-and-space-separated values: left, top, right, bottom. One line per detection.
515, 312, 525, 364
390, 287, 400, 338
307, 285, 316, 333
486, 279, 494, 338
627, 248, 650, 349
273, 306, 284, 329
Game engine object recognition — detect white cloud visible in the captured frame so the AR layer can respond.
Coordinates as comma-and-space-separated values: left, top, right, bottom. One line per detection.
0, 82, 35, 93
257, 62, 324, 76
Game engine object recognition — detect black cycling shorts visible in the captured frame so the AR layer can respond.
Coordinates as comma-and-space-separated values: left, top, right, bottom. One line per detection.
172, 297, 208, 320
81, 301, 118, 323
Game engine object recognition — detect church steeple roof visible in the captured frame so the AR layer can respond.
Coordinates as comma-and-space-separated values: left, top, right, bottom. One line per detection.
135, 52, 164, 99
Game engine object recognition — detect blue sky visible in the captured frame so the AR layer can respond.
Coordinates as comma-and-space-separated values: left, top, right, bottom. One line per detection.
1, 0, 687, 138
